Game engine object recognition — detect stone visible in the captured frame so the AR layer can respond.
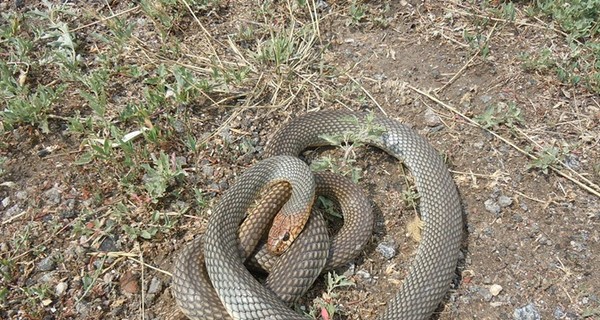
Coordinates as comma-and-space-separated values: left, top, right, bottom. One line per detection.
514, 303, 541, 320
37, 256, 57, 272
484, 199, 501, 215
376, 241, 397, 260
489, 284, 503, 296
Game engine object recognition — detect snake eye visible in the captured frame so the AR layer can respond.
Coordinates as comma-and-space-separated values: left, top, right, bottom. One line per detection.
281, 232, 290, 242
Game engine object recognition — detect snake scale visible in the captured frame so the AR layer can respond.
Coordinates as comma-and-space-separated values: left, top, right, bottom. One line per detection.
171, 110, 463, 319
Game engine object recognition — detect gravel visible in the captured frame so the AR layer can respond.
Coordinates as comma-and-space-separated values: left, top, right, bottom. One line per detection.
56, 282, 68, 296
376, 240, 398, 260
423, 108, 442, 127
36, 255, 57, 272
513, 303, 541, 320
43, 185, 62, 205
484, 199, 501, 215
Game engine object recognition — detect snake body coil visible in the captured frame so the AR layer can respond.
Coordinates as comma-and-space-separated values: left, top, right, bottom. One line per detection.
172, 110, 463, 319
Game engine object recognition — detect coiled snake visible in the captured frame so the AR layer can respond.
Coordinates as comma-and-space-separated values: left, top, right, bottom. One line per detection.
171, 110, 463, 319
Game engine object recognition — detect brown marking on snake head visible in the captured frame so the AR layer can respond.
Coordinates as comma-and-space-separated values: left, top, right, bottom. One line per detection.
267, 210, 309, 255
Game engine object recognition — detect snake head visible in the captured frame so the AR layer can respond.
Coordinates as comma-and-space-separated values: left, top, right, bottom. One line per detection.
267, 212, 307, 255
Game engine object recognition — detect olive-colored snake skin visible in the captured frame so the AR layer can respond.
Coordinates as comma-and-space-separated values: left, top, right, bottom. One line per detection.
172, 110, 463, 319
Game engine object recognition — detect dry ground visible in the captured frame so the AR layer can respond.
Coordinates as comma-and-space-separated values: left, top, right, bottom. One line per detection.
1, 1, 599, 320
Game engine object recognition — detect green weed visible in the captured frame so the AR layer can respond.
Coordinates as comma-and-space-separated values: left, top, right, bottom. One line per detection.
520, 0, 600, 93
120, 205, 182, 241
255, 32, 297, 69
348, 0, 367, 26
527, 147, 566, 175
0, 259, 14, 283
372, 3, 392, 29
78, 255, 106, 302
0, 61, 67, 133
463, 30, 491, 58
23, 283, 53, 310
485, 1, 517, 21
536, 0, 599, 40
401, 186, 420, 210
319, 113, 386, 154
474, 101, 525, 130
310, 155, 362, 183
307, 271, 355, 319
312, 113, 385, 182
0, 157, 6, 176
519, 48, 555, 72
0, 286, 7, 306
141, 151, 187, 202
0, 2, 79, 133
581, 308, 600, 318
316, 196, 343, 220
169, 66, 205, 104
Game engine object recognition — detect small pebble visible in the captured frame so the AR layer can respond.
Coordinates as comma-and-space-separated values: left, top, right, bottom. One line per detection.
482, 227, 494, 237
537, 235, 551, 246
37, 256, 57, 272
218, 181, 229, 191
570, 241, 585, 252
99, 237, 118, 252
75, 300, 90, 316
484, 199, 501, 215
147, 277, 162, 295
202, 163, 214, 177
37, 148, 52, 157
498, 195, 513, 207
15, 191, 28, 200
373, 73, 387, 81
4, 204, 22, 218
342, 263, 356, 278
219, 127, 232, 143
491, 188, 502, 198
472, 141, 485, 149
480, 95, 493, 103
60, 210, 78, 219
423, 108, 442, 127
44, 186, 62, 205
482, 291, 493, 302
39, 271, 57, 283
172, 120, 185, 133
356, 269, 371, 280
564, 154, 580, 170
1, 197, 10, 208
208, 182, 220, 192
376, 241, 397, 260
64, 198, 77, 210
489, 284, 503, 296
514, 303, 541, 320
553, 306, 565, 319
316, 0, 329, 10
55, 282, 68, 296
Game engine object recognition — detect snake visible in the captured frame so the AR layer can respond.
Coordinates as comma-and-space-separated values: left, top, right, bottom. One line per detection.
171, 110, 463, 320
